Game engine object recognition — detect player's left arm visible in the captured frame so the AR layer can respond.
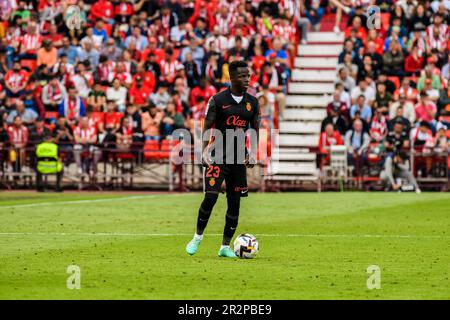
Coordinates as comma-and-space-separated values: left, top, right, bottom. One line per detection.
245, 98, 261, 168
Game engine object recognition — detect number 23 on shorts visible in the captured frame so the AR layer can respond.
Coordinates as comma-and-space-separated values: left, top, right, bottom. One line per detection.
206, 165, 221, 178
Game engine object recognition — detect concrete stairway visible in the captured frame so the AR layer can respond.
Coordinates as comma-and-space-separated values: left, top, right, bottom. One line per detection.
272, 32, 344, 184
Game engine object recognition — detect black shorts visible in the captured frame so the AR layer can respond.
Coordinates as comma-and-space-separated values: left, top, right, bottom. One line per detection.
203, 164, 248, 197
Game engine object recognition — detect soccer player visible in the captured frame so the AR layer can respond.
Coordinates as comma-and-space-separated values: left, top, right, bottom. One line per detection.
185, 60, 260, 258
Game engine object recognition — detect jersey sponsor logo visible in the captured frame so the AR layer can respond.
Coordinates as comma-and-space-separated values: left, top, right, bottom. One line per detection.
246, 102, 252, 112
226, 115, 247, 127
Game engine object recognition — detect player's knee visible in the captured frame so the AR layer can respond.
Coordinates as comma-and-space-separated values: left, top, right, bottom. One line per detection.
201, 192, 218, 211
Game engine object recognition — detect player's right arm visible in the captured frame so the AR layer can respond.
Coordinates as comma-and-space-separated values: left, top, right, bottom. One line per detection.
202, 97, 217, 167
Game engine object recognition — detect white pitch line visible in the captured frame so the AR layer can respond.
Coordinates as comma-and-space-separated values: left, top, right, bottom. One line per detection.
0, 195, 157, 209
0, 232, 448, 239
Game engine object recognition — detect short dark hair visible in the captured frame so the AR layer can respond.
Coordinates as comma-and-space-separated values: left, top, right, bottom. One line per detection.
229, 60, 248, 78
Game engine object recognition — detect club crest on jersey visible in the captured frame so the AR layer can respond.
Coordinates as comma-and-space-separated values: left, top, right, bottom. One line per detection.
226, 115, 247, 127
209, 178, 216, 186
246, 102, 252, 112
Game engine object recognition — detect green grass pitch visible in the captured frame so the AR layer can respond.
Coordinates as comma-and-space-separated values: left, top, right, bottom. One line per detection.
0, 191, 449, 299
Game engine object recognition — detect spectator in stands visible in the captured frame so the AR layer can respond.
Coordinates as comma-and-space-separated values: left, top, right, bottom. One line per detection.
434, 122, 449, 152
404, 45, 424, 76
339, 39, 357, 64
37, 39, 58, 69
59, 86, 86, 125
53, 116, 74, 168
380, 151, 421, 193
389, 104, 412, 133
304, 0, 325, 31
374, 82, 393, 114
160, 101, 184, 139
337, 52, 358, 80
351, 79, 375, 106
385, 118, 410, 153
415, 93, 438, 132
345, 118, 370, 172
350, 94, 372, 124
394, 78, 418, 102
322, 97, 349, 136
106, 78, 128, 112
4, 61, 28, 98
422, 78, 440, 102
124, 104, 143, 143
150, 81, 171, 111
335, 67, 356, 92
382, 40, 405, 78
318, 122, 344, 166
29, 117, 51, 145
101, 100, 122, 148
7, 99, 38, 126
129, 75, 153, 109
7, 115, 29, 172
42, 75, 67, 112
417, 65, 441, 91
87, 83, 107, 112
326, 90, 349, 122
73, 116, 101, 176
116, 117, 135, 150
142, 104, 163, 141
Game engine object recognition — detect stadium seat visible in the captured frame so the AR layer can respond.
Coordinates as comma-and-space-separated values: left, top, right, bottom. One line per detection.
144, 140, 159, 161
20, 59, 37, 72
387, 76, 400, 90
45, 111, 59, 121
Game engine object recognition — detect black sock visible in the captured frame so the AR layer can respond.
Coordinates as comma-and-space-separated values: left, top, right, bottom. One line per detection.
222, 195, 240, 245
196, 193, 218, 235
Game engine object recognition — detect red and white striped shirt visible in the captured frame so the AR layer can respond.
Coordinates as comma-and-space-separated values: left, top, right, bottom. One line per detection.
20, 34, 42, 53
159, 59, 180, 83
74, 126, 97, 142
8, 125, 29, 145
4, 70, 29, 92
215, 13, 235, 35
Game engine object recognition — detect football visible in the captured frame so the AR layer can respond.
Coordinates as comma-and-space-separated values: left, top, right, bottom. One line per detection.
233, 234, 259, 259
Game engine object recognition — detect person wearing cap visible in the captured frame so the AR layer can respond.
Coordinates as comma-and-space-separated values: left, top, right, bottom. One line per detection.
129, 75, 153, 108
35, 134, 63, 192
380, 151, 421, 193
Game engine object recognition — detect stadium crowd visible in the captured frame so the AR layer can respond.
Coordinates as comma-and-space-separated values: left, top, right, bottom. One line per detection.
319, 0, 450, 188
0, 0, 300, 177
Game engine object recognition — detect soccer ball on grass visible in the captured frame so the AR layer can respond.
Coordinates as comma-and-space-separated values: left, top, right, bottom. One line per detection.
233, 234, 259, 259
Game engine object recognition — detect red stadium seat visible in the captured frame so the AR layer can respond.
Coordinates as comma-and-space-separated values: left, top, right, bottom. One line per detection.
45, 111, 59, 120
144, 140, 159, 160
387, 76, 400, 90
20, 59, 37, 72
158, 139, 171, 160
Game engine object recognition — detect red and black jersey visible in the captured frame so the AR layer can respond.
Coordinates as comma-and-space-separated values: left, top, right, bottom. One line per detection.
204, 88, 260, 164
